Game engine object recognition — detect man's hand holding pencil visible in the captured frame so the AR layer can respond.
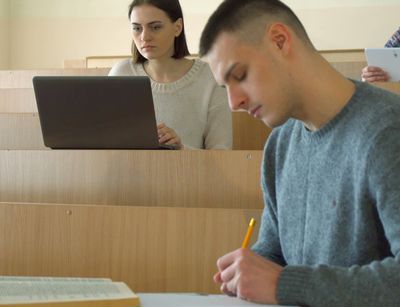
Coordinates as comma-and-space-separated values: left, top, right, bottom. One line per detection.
213, 218, 283, 305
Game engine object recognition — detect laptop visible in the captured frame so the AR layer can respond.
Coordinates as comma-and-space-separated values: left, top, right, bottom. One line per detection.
365, 48, 400, 81
33, 76, 176, 149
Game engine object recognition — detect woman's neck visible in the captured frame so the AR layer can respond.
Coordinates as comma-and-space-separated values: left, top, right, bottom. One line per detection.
143, 57, 193, 83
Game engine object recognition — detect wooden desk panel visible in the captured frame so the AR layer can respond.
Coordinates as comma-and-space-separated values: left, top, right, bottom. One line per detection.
0, 150, 264, 209
0, 69, 110, 89
330, 61, 366, 81
1, 112, 269, 151
86, 56, 130, 69
232, 112, 271, 150
373, 82, 400, 95
0, 113, 46, 149
0, 202, 262, 293
0, 88, 37, 113
63, 59, 87, 69
83, 50, 366, 69
319, 49, 365, 62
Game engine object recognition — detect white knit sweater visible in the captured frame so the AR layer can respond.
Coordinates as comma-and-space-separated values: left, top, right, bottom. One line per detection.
109, 59, 232, 149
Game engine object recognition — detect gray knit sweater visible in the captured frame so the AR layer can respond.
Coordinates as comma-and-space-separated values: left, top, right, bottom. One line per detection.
109, 59, 232, 149
253, 81, 400, 306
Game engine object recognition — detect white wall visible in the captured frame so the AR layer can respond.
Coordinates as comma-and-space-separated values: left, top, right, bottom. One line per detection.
0, 0, 10, 69
295, 6, 398, 50
7, 0, 222, 69
6, 0, 400, 69
9, 0, 132, 69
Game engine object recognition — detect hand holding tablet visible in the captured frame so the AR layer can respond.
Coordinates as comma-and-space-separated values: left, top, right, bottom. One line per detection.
364, 48, 400, 82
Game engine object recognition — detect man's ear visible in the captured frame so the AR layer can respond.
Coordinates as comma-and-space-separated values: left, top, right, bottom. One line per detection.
174, 18, 183, 37
266, 23, 291, 55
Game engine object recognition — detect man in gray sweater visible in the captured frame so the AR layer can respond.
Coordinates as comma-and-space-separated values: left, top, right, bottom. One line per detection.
199, 0, 400, 306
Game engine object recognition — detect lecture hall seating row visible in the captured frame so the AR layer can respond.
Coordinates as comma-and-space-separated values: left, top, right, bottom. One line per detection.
80, 50, 368, 83
3, 70, 400, 152
0, 66, 265, 292
0, 149, 264, 292
0, 61, 369, 112
0, 51, 398, 293
0, 68, 271, 150
0, 112, 270, 150
79, 49, 366, 69
2, 84, 398, 151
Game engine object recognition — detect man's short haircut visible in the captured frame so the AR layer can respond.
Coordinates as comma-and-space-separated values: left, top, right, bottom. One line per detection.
199, 0, 314, 57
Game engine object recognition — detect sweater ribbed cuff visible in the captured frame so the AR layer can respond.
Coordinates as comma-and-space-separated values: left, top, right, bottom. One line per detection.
277, 265, 312, 306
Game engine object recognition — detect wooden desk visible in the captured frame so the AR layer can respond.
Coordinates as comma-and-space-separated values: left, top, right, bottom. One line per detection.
232, 112, 271, 150
0, 113, 46, 149
0, 112, 269, 150
86, 56, 131, 69
330, 61, 366, 80
319, 49, 365, 62
0, 150, 264, 209
0, 202, 262, 293
0, 69, 110, 89
0, 88, 37, 112
373, 82, 400, 95
84, 50, 365, 69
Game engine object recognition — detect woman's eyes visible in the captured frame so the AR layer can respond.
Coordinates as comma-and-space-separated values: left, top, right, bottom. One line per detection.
150, 24, 162, 31
132, 25, 162, 32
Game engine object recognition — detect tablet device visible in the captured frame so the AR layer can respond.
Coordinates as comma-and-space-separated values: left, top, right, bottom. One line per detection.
33, 76, 177, 149
365, 48, 400, 81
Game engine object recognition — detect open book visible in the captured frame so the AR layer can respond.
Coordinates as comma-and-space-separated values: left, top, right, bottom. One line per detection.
0, 276, 140, 307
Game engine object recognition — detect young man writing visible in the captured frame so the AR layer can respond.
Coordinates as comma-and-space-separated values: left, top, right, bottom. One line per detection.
199, 0, 400, 306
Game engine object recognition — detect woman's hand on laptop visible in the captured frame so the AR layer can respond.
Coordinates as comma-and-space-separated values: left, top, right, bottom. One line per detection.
157, 123, 183, 149
361, 66, 389, 82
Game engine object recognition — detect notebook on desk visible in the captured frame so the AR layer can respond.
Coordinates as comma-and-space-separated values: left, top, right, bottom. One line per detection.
32, 76, 177, 149
365, 48, 400, 81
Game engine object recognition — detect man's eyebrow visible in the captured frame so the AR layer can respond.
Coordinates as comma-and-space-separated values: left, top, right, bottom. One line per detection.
224, 63, 239, 83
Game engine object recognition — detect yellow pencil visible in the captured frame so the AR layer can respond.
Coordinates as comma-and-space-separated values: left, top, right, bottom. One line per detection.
241, 218, 256, 248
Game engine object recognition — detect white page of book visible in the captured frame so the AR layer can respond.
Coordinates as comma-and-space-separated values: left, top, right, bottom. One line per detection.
0, 280, 135, 304
139, 293, 297, 307
0, 276, 111, 282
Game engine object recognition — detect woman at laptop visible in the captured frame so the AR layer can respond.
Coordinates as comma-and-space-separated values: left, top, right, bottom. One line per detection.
109, 0, 232, 149
361, 27, 400, 82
